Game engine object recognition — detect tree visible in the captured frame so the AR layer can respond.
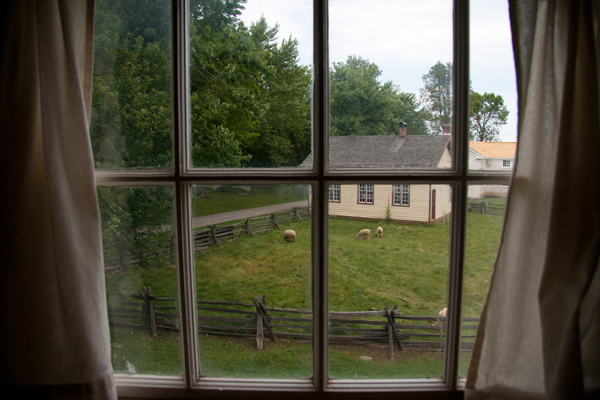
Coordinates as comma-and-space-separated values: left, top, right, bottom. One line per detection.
470, 91, 509, 141
245, 18, 312, 166
394, 92, 430, 136
420, 61, 452, 134
330, 56, 399, 136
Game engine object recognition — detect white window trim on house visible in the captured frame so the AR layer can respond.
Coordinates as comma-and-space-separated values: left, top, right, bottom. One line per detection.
94, 0, 513, 397
329, 184, 340, 202
393, 184, 410, 206
502, 159, 511, 168
358, 184, 374, 204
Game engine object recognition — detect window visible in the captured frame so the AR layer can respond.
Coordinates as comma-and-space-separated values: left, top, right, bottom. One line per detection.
91, 0, 513, 396
503, 160, 511, 168
329, 184, 340, 202
357, 184, 373, 204
393, 184, 410, 206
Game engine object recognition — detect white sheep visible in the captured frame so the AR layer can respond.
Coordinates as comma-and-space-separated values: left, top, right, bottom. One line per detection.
283, 229, 296, 242
377, 226, 383, 238
433, 307, 447, 327
356, 229, 371, 240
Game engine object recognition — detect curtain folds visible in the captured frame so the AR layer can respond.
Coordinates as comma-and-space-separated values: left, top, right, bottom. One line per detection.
0, 1, 116, 399
466, 1, 600, 399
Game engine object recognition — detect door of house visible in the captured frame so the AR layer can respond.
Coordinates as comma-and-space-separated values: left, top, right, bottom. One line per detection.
431, 189, 436, 221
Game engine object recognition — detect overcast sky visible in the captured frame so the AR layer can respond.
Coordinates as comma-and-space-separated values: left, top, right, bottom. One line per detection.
240, 0, 517, 142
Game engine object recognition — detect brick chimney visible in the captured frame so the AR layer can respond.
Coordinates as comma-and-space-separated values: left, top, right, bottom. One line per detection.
442, 124, 452, 135
399, 122, 407, 137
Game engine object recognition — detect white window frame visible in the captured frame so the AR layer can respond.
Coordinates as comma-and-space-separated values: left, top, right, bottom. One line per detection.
329, 184, 340, 202
393, 184, 410, 206
358, 184, 374, 204
502, 159, 511, 168
94, 0, 512, 397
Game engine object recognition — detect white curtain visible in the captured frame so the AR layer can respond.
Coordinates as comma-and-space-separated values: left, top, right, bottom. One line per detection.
0, 1, 116, 399
466, 1, 600, 399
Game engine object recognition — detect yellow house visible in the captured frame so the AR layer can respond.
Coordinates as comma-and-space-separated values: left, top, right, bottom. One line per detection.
302, 134, 453, 223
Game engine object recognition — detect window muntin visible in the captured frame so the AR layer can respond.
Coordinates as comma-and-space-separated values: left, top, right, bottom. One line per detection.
329, 184, 340, 202
502, 160, 511, 168
393, 184, 410, 206
357, 184, 373, 204
89, 0, 515, 395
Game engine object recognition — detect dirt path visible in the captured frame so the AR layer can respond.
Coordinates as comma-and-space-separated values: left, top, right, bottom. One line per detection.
192, 200, 309, 228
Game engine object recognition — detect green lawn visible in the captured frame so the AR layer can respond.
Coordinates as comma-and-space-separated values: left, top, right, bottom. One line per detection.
106, 211, 502, 379
192, 185, 308, 217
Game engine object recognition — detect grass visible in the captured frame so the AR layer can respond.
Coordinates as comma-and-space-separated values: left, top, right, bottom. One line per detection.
105, 211, 503, 379
192, 185, 308, 217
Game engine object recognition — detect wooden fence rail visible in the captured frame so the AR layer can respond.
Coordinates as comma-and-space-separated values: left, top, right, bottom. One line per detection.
104, 206, 310, 269
467, 201, 506, 215
108, 288, 479, 359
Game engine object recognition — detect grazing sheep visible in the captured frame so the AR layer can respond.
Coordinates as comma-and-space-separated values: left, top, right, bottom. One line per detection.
356, 229, 371, 240
434, 307, 447, 327
283, 229, 296, 242
377, 226, 383, 238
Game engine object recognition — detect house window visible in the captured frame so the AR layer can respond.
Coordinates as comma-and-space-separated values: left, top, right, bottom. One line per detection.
90, 0, 514, 396
358, 184, 374, 204
329, 184, 340, 202
393, 184, 410, 206
503, 160, 511, 168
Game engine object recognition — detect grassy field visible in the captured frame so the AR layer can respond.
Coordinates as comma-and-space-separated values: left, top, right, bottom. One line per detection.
192, 185, 308, 217
106, 211, 502, 379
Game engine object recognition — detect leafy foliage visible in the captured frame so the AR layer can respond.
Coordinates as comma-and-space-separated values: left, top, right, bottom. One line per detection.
470, 91, 509, 141
420, 61, 452, 134
330, 56, 427, 136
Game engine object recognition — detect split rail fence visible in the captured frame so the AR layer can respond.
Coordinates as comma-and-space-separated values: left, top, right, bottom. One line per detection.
108, 287, 479, 359
104, 206, 310, 270
467, 200, 506, 215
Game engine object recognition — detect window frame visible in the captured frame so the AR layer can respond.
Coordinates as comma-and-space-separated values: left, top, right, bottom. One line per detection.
94, 0, 513, 397
502, 159, 511, 168
329, 184, 340, 202
393, 184, 410, 207
357, 184, 374, 204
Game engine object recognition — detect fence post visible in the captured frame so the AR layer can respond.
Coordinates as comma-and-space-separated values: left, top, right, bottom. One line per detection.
294, 207, 303, 222
385, 302, 403, 351
255, 296, 264, 350
147, 286, 157, 337
482, 202, 487, 214
244, 218, 253, 236
270, 213, 281, 230
209, 224, 219, 244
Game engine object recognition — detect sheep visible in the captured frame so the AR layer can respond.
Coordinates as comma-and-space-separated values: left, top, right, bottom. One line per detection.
356, 229, 371, 240
377, 226, 383, 238
433, 307, 447, 328
283, 229, 296, 242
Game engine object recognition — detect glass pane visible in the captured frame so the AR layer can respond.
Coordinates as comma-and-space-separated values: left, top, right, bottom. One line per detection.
98, 186, 181, 376
329, 0, 453, 171
459, 184, 508, 378
328, 184, 452, 379
193, 185, 312, 378
469, 0, 517, 169
190, 1, 313, 168
91, 0, 172, 169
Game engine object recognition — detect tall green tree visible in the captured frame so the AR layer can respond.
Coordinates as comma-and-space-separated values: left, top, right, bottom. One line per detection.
330, 56, 398, 136
394, 92, 430, 136
420, 61, 452, 134
470, 91, 509, 141
245, 18, 311, 166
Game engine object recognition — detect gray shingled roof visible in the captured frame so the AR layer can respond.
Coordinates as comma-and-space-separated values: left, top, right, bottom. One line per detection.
300, 135, 451, 168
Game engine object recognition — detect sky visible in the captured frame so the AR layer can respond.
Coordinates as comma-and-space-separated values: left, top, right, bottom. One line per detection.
240, 0, 518, 142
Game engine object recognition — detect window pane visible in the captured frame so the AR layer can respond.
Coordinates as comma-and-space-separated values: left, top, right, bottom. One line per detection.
328, 184, 451, 379
190, 1, 313, 169
98, 186, 181, 376
192, 185, 312, 378
459, 184, 508, 378
329, 0, 452, 171
468, 0, 517, 169
91, 0, 172, 170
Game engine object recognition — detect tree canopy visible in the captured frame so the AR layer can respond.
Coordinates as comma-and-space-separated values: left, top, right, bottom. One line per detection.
330, 56, 427, 136
420, 61, 453, 135
470, 91, 509, 141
